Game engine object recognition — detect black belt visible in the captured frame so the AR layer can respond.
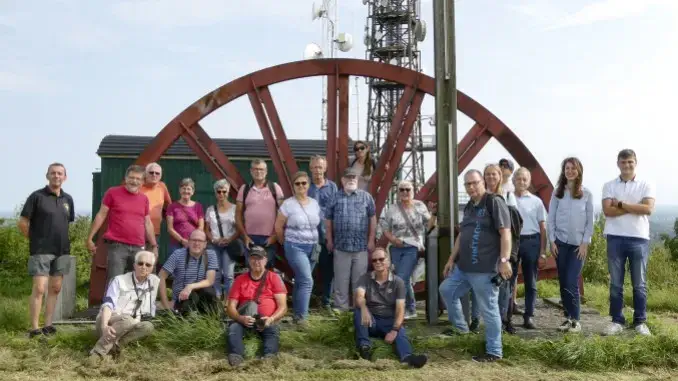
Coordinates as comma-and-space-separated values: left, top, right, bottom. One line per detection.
520, 233, 540, 240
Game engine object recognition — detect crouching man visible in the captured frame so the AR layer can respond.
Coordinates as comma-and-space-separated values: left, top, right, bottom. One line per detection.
354, 247, 428, 368
159, 229, 219, 315
225, 246, 287, 367
90, 250, 159, 359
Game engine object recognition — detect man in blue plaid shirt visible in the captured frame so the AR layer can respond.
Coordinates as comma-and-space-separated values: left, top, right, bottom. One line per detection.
325, 168, 376, 311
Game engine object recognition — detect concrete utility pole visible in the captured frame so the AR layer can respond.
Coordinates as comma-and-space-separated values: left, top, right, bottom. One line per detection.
427, 0, 458, 324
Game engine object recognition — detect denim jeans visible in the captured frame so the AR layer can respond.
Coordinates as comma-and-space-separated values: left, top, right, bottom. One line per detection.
352, 309, 413, 361
389, 244, 418, 313
607, 235, 650, 325
318, 242, 334, 307
439, 267, 503, 358
498, 260, 520, 321
470, 289, 480, 320
227, 322, 279, 357
209, 244, 236, 298
555, 240, 585, 321
519, 234, 541, 318
245, 235, 279, 269
284, 241, 316, 320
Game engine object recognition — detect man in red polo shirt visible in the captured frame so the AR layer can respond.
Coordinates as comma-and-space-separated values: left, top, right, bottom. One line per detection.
87, 165, 158, 282
225, 246, 287, 367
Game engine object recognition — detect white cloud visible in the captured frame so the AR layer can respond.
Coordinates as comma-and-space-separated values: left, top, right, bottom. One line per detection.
547, 0, 672, 30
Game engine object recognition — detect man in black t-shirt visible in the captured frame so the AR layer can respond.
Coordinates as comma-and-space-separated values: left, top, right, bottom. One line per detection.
18, 162, 75, 338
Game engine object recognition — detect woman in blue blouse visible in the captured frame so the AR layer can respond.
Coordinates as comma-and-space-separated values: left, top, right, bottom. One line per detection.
547, 157, 594, 333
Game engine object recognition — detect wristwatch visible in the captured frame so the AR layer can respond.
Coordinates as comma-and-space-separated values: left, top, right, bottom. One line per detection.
617, 201, 623, 208
500, 257, 509, 263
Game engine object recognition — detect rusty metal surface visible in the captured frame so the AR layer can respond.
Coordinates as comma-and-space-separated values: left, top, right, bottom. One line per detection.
259, 86, 299, 181
87, 58, 559, 306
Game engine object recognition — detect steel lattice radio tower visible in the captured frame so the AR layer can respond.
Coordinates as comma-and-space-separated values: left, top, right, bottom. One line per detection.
363, 0, 430, 192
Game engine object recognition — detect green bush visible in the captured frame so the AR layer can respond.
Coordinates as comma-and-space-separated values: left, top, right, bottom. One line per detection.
0, 212, 91, 285
581, 214, 609, 284
660, 218, 678, 262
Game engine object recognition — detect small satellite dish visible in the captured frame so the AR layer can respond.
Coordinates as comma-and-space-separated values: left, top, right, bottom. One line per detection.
336, 33, 353, 52
414, 19, 427, 42
379, 0, 388, 7
312, 2, 325, 21
304, 43, 323, 59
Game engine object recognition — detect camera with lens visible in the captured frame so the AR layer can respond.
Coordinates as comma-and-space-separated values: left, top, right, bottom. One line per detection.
253, 314, 266, 329
491, 273, 505, 287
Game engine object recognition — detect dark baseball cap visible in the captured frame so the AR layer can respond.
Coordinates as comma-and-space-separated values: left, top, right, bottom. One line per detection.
249, 245, 267, 258
499, 158, 514, 171
342, 167, 359, 178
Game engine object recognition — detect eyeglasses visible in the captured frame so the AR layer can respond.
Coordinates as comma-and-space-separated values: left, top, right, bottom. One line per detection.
354, 146, 366, 152
464, 180, 482, 187
294, 181, 308, 186
372, 257, 386, 263
216, 190, 228, 194
148, 171, 160, 176
189, 238, 206, 243
136, 262, 153, 268
399, 188, 412, 192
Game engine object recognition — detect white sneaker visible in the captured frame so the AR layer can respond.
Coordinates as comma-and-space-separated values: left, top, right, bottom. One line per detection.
405, 311, 418, 320
635, 323, 652, 336
557, 319, 572, 332
602, 322, 624, 336
568, 321, 582, 333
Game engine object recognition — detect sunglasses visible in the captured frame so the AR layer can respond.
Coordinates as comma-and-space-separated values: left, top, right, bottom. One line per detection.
216, 190, 228, 194
136, 262, 153, 268
354, 146, 366, 152
294, 181, 308, 186
372, 257, 386, 263
148, 171, 160, 176
399, 188, 412, 192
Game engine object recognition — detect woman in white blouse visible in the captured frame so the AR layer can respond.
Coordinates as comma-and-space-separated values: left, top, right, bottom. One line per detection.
205, 179, 240, 300
379, 180, 432, 319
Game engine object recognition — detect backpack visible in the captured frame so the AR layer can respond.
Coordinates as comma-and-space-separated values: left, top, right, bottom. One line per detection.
241, 181, 281, 219
485, 192, 523, 263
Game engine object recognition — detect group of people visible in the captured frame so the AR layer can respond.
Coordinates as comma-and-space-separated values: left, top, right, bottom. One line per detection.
18, 142, 655, 366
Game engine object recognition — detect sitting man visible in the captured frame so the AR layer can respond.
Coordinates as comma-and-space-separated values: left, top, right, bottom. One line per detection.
354, 247, 428, 368
159, 229, 219, 315
90, 250, 159, 359
225, 246, 287, 367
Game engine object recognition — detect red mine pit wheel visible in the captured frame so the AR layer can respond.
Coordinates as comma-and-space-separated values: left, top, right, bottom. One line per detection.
89, 58, 561, 306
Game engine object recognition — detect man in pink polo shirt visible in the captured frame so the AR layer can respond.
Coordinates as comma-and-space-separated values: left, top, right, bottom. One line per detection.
235, 159, 284, 269
87, 165, 159, 281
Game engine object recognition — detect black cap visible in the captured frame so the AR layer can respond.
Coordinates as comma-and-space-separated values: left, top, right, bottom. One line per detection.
499, 158, 514, 171
249, 245, 267, 258
342, 167, 359, 178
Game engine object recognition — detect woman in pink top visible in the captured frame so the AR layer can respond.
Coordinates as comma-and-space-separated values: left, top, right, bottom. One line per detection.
166, 178, 205, 255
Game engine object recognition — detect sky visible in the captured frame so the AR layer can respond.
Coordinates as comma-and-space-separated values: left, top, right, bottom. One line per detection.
1, 0, 676, 215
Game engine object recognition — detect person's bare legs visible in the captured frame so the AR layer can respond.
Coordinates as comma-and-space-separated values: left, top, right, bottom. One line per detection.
29, 276, 49, 330
44, 276, 63, 327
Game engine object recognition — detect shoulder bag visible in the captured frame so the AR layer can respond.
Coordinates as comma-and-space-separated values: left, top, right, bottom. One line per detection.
396, 202, 424, 252
237, 270, 268, 317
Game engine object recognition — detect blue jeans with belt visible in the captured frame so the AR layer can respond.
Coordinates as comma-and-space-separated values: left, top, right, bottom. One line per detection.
209, 244, 236, 298
389, 244, 418, 313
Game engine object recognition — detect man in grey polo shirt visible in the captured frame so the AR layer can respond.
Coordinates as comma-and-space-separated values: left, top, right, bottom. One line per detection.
438, 169, 513, 363
158, 229, 219, 315
354, 247, 428, 368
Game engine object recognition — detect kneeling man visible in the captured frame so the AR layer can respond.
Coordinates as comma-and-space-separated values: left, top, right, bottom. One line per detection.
225, 246, 287, 367
90, 250, 158, 358
354, 247, 428, 368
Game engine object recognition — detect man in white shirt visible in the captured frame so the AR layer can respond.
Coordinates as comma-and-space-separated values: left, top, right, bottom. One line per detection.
90, 250, 159, 358
601, 149, 655, 336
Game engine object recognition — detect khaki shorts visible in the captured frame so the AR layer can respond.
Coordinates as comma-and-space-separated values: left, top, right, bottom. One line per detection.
28, 254, 72, 277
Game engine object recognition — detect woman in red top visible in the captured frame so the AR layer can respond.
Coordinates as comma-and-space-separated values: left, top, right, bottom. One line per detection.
166, 178, 205, 255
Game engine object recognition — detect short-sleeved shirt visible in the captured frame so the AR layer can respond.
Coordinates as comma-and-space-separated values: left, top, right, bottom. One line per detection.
279, 197, 321, 244
141, 182, 171, 235
228, 271, 287, 317
356, 271, 406, 318
602, 176, 655, 240
102, 185, 150, 247
237, 183, 284, 237
308, 178, 338, 239
166, 202, 204, 245
162, 248, 219, 301
515, 192, 547, 236
205, 204, 237, 240
20, 186, 75, 256
378, 200, 431, 250
325, 189, 376, 252
457, 193, 511, 273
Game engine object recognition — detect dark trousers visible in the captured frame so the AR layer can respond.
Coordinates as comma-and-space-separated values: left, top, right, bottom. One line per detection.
519, 233, 541, 318
227, 322, 279, 357
352, 309, 413, 362
318, 242, 334, 306
176, 287, 218, 315
555, 240, 585, 321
